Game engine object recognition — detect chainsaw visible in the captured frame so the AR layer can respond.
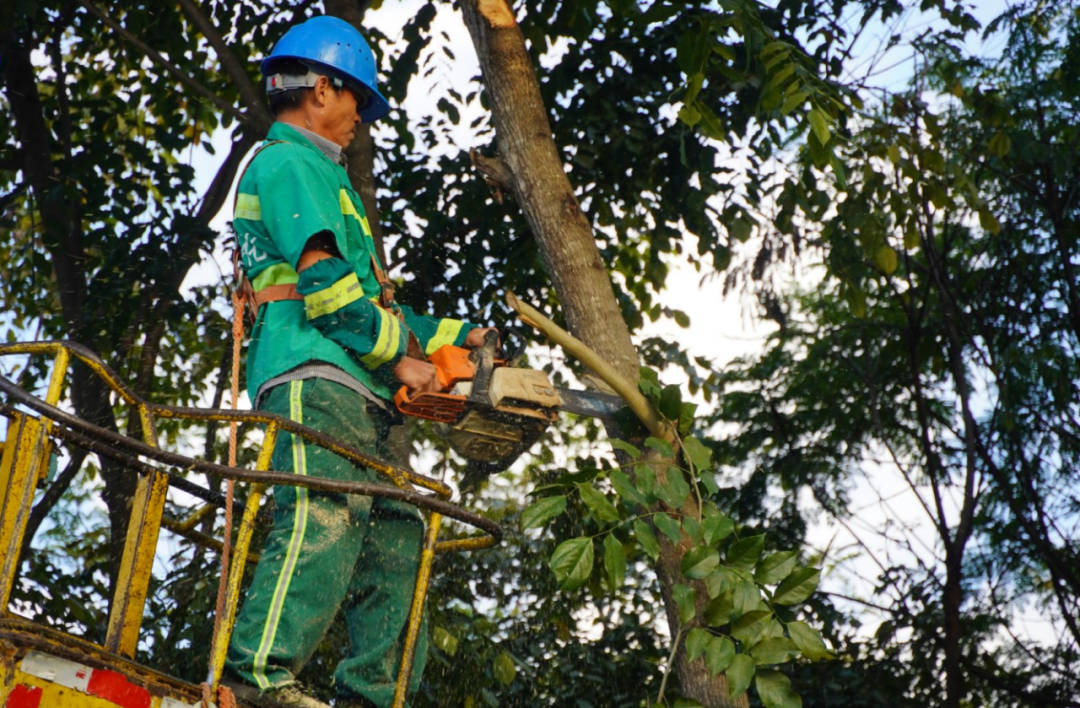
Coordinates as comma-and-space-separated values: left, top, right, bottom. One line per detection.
394, 330, 623, 471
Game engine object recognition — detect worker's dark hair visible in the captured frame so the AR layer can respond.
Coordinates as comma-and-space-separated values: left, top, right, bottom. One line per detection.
267, 59, 313, 116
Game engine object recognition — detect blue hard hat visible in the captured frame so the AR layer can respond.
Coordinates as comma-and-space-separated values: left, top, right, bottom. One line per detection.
261, 15, 390, 123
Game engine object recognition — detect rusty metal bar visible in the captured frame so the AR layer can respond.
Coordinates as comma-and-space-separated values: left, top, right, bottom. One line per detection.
393, 512, 443, 708
0, 414, 52, 609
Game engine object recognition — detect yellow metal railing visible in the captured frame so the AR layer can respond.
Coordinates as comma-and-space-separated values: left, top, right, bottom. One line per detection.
0, 341, 501, 707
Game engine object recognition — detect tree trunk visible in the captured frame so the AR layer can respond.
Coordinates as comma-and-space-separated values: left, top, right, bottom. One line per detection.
460, 2, 744, 705
326, 0, 388, 266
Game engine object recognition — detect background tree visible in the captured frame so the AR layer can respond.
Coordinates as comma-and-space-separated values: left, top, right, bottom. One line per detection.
707, 1, 1080, 705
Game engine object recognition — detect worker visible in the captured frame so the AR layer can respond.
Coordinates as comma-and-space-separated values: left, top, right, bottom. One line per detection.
224, 15, 494, 708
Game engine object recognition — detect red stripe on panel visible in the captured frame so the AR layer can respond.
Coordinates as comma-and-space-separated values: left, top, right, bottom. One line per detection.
85, 669, 151, 708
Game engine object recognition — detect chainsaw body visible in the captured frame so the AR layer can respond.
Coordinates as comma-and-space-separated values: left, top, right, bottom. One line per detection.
395, 343, 563, 470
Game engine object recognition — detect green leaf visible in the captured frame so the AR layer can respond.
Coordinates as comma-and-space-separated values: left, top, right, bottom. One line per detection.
703, 512, 734, 545
634, 463, 657, 499
682, 516, 703, 544
734, 579, 766, 614
979, 207, 1001, 235
705, 635, 735, 675
706, 567, 736, 599
549, 537, 594, 590
577, 483, 620, 523
644, 436, 675, 457
520, 495, 566, 530
677, 23, 709, 74
987, 130, 1011, 157
729, 217, 753, 243
696, 101, 727, 140
634, 519, 660, 560
772, 567, 821, 605
682, 435, 713, 470
673, 583, 698, 624
730, 609, 772, 644
659, 384, 682, 419
874, 244, 898, 275
673, 700, 705, 708
603, 533, 626, 589
678, 401, 697, 436
609, 438, 641, 459
755, 551, 798, 585
654, 512, 683, 542
610, 469, 648, 507
682, 546, 720, 579
657, 467, 691, 508
685, 627, 711, 663
704, 592, 734, 626
779, 89, 809, 115
887, 143, 901, 164
679, 102, 702, 128
492, 651, 516, 685
432, 626, 458, 656
638, 367, 662, 400
787, 621, 834, 661
726, 653, 755, 698
808, 107, 831, 145
750, 637, 798, 665
726, 534, 766, 570
755, 669, 803, 708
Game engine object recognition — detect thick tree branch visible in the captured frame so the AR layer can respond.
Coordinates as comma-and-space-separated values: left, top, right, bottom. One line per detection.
461, 0, 638, 382
196, 131, 260, 225
470, 148, 513, 192
20, 447, 90, 559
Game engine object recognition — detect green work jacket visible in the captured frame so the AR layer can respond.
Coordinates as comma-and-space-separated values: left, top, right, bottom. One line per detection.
233, 122, 473, 402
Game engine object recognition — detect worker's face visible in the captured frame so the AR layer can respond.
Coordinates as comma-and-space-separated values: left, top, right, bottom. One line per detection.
313, 76, 363, 147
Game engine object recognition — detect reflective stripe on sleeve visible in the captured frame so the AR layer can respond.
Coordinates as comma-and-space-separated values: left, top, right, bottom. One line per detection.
235, 193, 262, 220
359, 307, 402, 369
425, 319, 467, 355
251, 262, 299, 290
303, 272, 364, 320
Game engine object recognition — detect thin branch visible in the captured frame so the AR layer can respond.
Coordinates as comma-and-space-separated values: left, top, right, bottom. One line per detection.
76, 0, 261, 131
20, 446, 90, 559
175, 0, 271, 126
655, 624, 686, 706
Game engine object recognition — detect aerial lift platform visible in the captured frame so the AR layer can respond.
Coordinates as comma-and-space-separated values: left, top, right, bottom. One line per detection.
0, 341, 501, 708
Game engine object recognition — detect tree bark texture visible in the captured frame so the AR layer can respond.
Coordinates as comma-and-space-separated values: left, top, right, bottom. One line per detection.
460, 0, 637, 383
460, 2, 744, 705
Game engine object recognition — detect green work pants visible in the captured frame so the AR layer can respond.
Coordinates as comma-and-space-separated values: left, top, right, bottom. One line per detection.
226, 378, 428, 707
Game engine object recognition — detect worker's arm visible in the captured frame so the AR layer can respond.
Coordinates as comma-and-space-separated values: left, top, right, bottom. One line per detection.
394, 304, 497, 355
296, 235, 439, 393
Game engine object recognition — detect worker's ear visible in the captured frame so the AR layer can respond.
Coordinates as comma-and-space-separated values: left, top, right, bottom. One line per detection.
310, 74, 333, 106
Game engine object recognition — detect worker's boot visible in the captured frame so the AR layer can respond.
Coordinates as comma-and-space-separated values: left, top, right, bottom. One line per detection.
223, 679, 332, 708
